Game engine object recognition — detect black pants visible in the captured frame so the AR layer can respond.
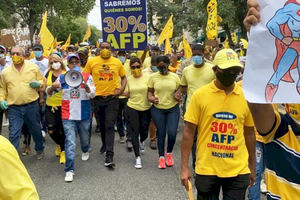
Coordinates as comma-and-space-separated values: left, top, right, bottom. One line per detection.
45, 106, 65, 150
95, 96, 119, 158
195, 174, 250, 200
23, 124, 31, 146
116, 98, 128, 138
125, 106, 151, 157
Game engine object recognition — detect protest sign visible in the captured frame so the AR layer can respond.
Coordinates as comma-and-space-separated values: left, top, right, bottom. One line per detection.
243, 0, 300, 103
100, 0, 148, 50
0, 35, 16, 47
1, 27, 31, 47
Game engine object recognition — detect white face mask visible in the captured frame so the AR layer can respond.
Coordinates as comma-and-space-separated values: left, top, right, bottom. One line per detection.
52, 62, 61, 70
0, 54, 5, 59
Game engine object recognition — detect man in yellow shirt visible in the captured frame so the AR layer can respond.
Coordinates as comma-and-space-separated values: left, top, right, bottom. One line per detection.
0, 135, 39, 200
0, 46, 44, 159
175, 44, 215, 170
180, 49, 255, 199
83, 42, 127, 168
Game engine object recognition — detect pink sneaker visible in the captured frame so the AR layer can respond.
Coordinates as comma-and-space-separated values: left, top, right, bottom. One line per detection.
158, 157, 166, 169
166, 153, 174, 167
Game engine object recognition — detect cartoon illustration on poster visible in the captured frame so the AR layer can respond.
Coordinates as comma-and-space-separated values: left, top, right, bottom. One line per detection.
243, 0, 300, 103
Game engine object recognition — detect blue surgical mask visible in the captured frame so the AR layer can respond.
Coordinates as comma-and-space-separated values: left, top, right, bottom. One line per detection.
151, 65, 158, 72
118, 56, 126, 64
34, 51, 43, 58
192, 55, 203, 66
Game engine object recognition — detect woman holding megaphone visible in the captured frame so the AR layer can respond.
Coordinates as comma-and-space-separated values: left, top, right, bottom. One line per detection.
44, 53, 67, 164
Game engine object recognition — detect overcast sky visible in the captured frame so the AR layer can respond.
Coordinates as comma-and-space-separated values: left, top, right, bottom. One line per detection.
87, 0, 102, 30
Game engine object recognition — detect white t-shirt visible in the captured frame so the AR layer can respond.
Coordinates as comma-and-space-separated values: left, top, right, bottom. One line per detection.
30, 57, 49, 76
0, 56, 12, 74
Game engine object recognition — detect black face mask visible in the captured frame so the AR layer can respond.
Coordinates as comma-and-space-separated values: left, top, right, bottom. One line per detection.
158, 66, 168, 75
216, 71, 238, 87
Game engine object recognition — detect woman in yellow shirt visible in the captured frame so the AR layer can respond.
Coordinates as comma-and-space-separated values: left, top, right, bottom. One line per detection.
45, 54, 67, 164
148, 56, 180, 169
125, 57, 152, 169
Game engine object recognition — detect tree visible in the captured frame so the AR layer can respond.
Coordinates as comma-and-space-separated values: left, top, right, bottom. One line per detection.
1, 0, 95, 43
147, 0, 249, 47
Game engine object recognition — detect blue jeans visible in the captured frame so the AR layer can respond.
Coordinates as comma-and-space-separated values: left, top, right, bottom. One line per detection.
63, 119, 90, 172
151, 105, 180, 157
248, 142, 265, 200
8, 100, 44, 152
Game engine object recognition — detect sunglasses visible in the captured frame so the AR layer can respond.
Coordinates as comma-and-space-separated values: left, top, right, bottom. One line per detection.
130, 65, 141, 69
12, 52, 21, 56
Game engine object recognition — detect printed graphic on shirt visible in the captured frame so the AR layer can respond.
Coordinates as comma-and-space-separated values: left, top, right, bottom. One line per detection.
209, 112, 238, 159
70, 89, 80, 99
99, 64, 115, 81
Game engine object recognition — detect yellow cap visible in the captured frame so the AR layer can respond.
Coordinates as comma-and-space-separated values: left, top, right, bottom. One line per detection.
130, 53, 137, 58
285, 104, 300, 124
213, 49, 243, 69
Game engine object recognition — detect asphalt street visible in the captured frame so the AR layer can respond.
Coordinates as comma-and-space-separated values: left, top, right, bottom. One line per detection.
3, 119, 267, 200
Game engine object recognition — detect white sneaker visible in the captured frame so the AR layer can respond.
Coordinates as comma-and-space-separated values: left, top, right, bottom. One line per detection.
139, 141, 145, 154
135, 156, 142, 169
64, 171, 74, 182
42, 130, 46, 138
81, 152, 89, 161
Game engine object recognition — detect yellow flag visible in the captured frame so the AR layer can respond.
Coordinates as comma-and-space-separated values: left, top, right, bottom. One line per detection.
39, 11, 54, 56
164, 38, 172, 55
231, 32, 237, 45
96, 41, 100, 48
188, 180, 194, 200
206, 0, 218, 40
178, 41, 183, 51
240, 38, 248, 49
75, 42, 79, 47
224, 37, 229, 49
82, 25, 91, 42
157, 15, 173, 46
183, 35, 192, 59
61, 34, 71, 50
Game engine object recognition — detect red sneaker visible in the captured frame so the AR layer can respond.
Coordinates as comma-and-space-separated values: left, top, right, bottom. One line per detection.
158, 157, 166, 169
166, 153, 174, 167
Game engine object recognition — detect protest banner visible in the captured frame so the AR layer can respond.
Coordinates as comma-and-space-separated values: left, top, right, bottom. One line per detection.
0, 35, 16, 47
1, 27, 31, 47
243, 0, 300, 103
100, 0, 148, 50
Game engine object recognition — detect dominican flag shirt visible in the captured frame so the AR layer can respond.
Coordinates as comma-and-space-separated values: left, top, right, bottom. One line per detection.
48, 69, 95, 121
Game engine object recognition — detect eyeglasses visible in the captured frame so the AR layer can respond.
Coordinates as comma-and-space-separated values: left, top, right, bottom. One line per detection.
69, 61, 79, 65
130, 65, 141, 69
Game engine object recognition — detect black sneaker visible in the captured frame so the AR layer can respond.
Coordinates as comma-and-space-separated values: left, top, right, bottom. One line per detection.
100, 145, 106, 154
104, 156, 115, 168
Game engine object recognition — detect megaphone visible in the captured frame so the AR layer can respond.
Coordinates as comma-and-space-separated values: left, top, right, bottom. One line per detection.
65, 69, 83, 88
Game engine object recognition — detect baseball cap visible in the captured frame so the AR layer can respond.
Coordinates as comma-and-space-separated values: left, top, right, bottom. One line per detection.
32, 44, 43, 51
67, 53, 80, 62
213, 49, 243, 69
78, 47, 89, 56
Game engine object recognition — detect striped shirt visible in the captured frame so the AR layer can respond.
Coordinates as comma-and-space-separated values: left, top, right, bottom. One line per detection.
261, 112, 300, 199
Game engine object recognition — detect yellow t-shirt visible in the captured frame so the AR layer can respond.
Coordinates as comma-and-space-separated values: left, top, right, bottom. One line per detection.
148, 72, 180, 109
127, 74, 151, 111
0, 61, 44, 105
142, 57, 151, 69
0, 136, 39, 200
119, 59, 130, 99
184, 81, 254, 177
180, 63, 215, 107
83, 56, 125, 96
46, 70, 65, 107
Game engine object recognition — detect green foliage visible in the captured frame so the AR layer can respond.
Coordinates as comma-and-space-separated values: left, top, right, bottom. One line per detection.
147, 0, 248, 43
47, 16, 102, 45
